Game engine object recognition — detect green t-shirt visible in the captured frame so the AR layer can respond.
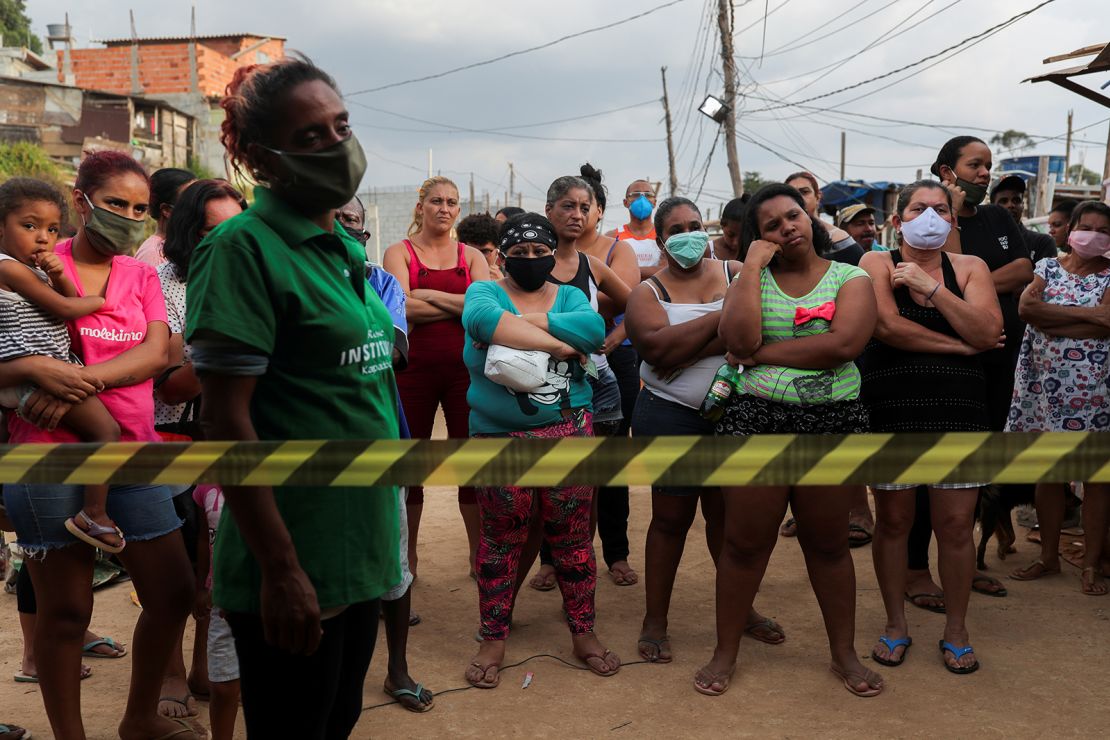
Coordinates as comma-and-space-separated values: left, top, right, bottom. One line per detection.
735, 260, 870, 406
462, 281, 605, 434
186, 187, 400, 614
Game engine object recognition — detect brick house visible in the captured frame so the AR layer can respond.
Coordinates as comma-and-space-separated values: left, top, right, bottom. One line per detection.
59, 33, 285, 175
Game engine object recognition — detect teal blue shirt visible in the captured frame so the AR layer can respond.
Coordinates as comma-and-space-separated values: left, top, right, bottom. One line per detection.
462, 281, 605, 434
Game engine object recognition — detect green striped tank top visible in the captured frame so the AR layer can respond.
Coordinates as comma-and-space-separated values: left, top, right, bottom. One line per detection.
735, 260, 870, 405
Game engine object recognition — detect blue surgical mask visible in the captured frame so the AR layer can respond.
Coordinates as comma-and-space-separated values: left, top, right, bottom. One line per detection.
663, 230, 709, 269
629, 195, 653, 221
899, 207, 952, 250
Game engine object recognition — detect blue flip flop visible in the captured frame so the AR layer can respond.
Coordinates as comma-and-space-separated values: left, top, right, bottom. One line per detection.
82, 637, 126, 659
939, 640, 980, 674
871, 635, 912, 667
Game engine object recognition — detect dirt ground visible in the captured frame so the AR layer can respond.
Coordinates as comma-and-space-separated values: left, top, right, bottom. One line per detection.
3, 489, 1109, 738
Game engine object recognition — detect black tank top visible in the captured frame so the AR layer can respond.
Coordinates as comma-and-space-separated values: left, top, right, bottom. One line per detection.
858, 250, 990, 433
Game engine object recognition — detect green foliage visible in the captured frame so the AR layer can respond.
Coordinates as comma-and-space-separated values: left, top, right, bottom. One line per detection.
0, 0, 42, 54
743, 171, 769, 193
989, 129, 1035, 154
0, 141, 64, 185
187, 156, 218, 181
1067, 164, 1100, 186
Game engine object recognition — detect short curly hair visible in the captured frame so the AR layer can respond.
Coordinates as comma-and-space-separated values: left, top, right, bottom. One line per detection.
0, 177, 68, 223
457, 213, 500, 247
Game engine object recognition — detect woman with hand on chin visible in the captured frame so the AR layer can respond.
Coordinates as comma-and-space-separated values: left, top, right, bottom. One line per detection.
859, 181, 1002, 675
697, 183, 879, 698
625, 196, 785, 665
462, 213, 618, 688
186, 57, 401, 739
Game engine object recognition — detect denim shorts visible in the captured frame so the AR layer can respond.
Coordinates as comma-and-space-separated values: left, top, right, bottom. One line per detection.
207, 608, 241, 683
631, 388, 716, 497
588, 364, 623, 426
2, 483, 183, 556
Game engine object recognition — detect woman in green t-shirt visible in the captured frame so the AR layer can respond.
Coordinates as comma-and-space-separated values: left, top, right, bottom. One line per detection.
461, 213, 620, 688
695, 183, 882, 699
185, 58, 400, 739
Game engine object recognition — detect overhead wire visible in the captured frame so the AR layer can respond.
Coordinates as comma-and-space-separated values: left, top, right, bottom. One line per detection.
738, 0, 880, 60
346, 0, 691, 97
742, 0, 1057, 113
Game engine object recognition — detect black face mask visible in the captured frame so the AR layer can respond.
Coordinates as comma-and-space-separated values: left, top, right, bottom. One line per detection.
504, 255, 555, 291
342, 224, 369, 246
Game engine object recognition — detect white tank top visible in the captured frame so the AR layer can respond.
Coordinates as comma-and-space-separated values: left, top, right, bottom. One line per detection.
639, 261, 730, 409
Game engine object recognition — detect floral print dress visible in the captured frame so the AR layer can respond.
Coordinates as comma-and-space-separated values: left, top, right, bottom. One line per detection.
1007, 258, 1110, 432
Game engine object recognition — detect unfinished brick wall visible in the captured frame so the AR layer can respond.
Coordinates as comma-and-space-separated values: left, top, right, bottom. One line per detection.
59, 37, 285, 98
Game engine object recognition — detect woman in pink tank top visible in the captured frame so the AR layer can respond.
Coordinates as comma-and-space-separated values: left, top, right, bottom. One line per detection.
384, 176, 490, 580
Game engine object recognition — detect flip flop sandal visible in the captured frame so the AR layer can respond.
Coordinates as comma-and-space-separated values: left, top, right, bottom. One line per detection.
744, 617, 786, 645
608, 566, 638, 586
829, 663, 883, 697
904, 591, 946, 614
972, 575, 1007, 597
1081, 567, 1108, 596
64, 511, 125, 554
871, 635, 912, 667
0, 724, 31, 740
14, 665, 92, 683
158, 696, 198, 718
693, 666, 735, 697
1009, 560, 1060, 581
82, 637, 126, 658
848, 522, 873, 548
384, 682, 435, 713
779, 517, 798, 537
637, 635, 673, 663
528, 572, 557, 592
578, 649, 620, 677
465, 662, 501, 689
939, 640, 980, 675
150, 718, 198, 740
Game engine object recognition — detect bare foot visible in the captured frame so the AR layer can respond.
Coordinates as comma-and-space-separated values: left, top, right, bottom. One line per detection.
830, 659, 883, 696
608, 560, 638, 586
779, 517, 797, 537
848, 509, 874, 546
905, 569, 945, 612
465, 640, 505, 689
1081, 566, 1107, 596
694, 652, 736, 696
384, 672, 434, 712
939, 630, 979, 672
638, 618, 672, 663
528, 565, 557, 591
572, 632, 620, 676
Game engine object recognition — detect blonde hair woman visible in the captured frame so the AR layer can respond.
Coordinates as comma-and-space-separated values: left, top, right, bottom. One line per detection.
383, 176, 490, 581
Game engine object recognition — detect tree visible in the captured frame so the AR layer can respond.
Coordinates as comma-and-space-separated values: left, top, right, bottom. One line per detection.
1067, 164, 1100, 186
0, 0, 42, 54
743, 171, 769, 193
990, 129, 1035, 155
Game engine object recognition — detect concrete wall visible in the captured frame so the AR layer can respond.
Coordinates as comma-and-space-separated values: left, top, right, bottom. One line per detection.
361, 186, 484, 263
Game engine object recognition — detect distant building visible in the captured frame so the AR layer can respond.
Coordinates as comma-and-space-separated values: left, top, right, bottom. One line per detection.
57, 32, 285, 176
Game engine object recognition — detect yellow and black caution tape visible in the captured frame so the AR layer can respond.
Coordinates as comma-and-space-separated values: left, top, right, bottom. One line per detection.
0, 431, 1105, 487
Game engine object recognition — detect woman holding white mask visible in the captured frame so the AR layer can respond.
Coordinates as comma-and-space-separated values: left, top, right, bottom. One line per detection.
858, 181, 1002, 675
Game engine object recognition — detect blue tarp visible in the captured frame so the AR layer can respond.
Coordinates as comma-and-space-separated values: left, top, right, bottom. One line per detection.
819, 180, 903, 213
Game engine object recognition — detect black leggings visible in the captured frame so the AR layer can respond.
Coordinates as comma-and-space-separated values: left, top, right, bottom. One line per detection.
907, 487, 932, 571
16, 563, 35, 614
227, 600, 379, 740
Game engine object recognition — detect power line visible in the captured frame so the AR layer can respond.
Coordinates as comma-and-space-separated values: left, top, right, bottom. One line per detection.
349, 100, 663, 144
346, 0, 691, 97
732, 0, 792, 38
739, 0, 879, 60
743, 0, 1056, 113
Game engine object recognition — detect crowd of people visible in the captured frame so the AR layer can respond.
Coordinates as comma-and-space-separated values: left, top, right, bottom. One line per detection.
0, 55, 1108, 739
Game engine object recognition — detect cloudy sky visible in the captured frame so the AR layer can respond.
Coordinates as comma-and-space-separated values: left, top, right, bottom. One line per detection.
26, 0, 1110, 223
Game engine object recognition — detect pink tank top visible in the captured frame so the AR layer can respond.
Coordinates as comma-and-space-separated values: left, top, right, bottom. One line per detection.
403, 240, 472, 362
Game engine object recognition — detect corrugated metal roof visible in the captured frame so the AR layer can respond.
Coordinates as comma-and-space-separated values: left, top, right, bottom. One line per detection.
92, 33, 285, 45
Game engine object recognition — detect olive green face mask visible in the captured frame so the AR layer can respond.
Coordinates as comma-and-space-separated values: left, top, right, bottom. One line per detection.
82, 194, 146, 256
262, 134, 368, 212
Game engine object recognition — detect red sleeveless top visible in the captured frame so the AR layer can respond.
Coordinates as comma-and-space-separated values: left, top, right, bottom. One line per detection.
404, 239, 472, 362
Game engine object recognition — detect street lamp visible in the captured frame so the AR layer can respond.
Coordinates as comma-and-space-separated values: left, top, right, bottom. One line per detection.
698, 94, 729, 124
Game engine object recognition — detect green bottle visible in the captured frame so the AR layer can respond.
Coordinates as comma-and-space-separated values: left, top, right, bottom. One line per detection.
700, 363, 738, 423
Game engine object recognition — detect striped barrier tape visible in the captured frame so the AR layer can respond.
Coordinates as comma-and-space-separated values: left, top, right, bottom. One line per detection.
0, 431, 1104, 487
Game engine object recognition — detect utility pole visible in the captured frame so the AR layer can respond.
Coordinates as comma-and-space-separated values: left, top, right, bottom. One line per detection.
427, 149, 433, 179
717, 0, 743, 197
517, 193, 523, 208
1103, 120, 1110, 203
509, 162, 515, 203
469, 173, 475, 213
839, 131, 846, 181
661, 66, 678, 198
1064, 109, 1073, 184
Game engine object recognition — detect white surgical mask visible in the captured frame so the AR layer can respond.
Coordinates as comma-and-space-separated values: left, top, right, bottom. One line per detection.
899, 207, 951, 250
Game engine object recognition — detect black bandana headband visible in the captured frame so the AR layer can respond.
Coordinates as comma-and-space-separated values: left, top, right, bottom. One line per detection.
499, 213, 558, 253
